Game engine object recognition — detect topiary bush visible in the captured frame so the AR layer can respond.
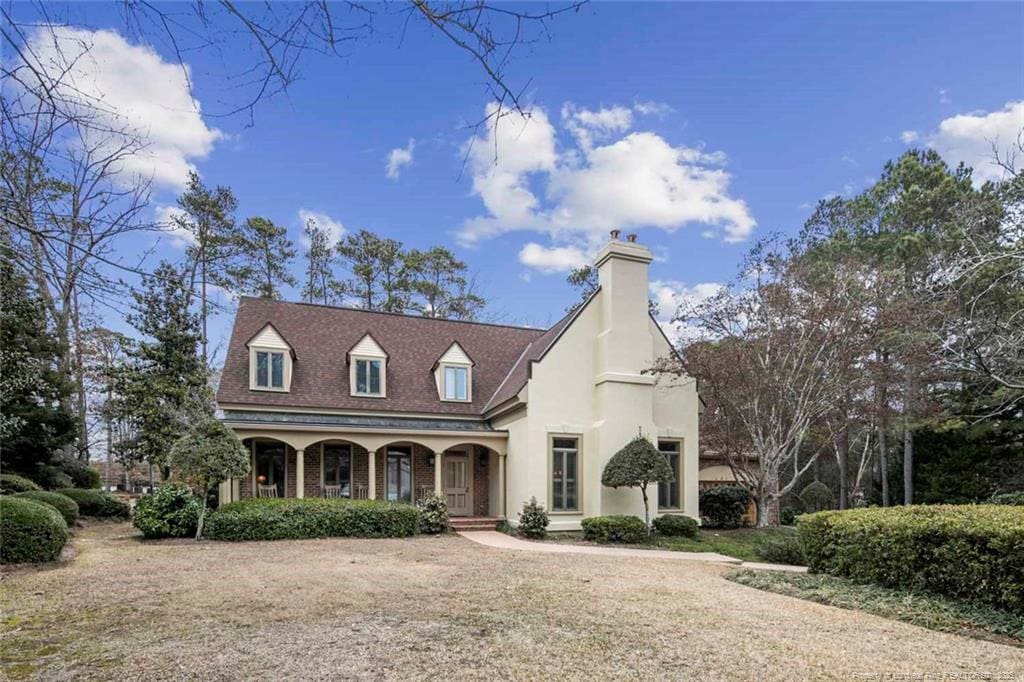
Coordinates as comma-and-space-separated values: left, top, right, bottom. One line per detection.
699, 485, 752, 528
0, 497, 69, 564
416, 491, 449, 535
57, 488, 131, 518
756, 533, 805, 565
204, 498, 419, 541
799, 481, 834, 513
0, 473, 42, 494
581, 515, 648, 544
652, 514, 699, 538
989, 491, 1024, 506
798, 505, 1024, 611
133, 484, 200, 539
517, 497, 549, 539
59, 458, 101, 489
11, 490, 79, 525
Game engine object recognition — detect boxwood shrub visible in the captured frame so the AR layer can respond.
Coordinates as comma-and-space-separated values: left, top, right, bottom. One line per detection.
57, 488, 131, 519
699, 485, 752, 528
0, 496, 69, 564
11, 490, 79, 525
133, 484, 200, 539
581, 515, 648, 544
204, 498, 420, 541
652, 514, 699, 538
798, 505, 1024, 612
0, 473, 42, 494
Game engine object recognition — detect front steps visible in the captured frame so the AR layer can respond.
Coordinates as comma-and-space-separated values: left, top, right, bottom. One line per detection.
450, 516, 502, 532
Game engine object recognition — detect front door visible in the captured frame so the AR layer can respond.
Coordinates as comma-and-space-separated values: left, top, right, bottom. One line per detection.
443, 454, 471, 516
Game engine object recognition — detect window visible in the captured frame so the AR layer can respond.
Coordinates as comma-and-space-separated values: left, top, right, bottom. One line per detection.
323, 444, 352, 497
254, 351, 285, 389
386, 447, 412, 504
443, 365, 469, 401
658, 440, 681, 509
354, 358, 382, 395
551, 437, 579, 512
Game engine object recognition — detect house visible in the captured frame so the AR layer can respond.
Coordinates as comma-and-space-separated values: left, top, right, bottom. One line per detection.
215, 233, 700, 530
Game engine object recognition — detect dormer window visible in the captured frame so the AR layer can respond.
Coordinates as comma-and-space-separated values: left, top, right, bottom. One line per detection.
434, 342, 473, 403
348, 333, 388, 398
246, 323, 294, 392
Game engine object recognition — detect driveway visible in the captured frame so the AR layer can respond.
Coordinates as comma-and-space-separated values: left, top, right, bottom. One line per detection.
1, 523, 1020, 680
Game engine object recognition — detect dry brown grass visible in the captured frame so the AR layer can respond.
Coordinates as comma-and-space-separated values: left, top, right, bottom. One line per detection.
2, 522, 1022, 680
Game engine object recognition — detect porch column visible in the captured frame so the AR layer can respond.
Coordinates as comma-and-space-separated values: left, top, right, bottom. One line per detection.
295, 449, 304, 499
368, 449, 376, 500
498, 453, 507, 519
434, 451, 444, 496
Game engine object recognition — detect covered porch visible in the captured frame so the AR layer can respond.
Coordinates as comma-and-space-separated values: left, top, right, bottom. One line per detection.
218, 416, 507, 518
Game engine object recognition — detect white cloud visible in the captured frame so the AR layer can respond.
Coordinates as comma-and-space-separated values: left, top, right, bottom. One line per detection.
458, 102, 756, 260
517, 242, 589, 274
19, 26, 222, 190
634, 100, 674, 116
298, 209, 345, 246
649, 280, 724, 345
154, 204, 193, 248
939, 88, 951, 105
929, 100, 1024, 184
900, 130, 920, 144
385, 139, 415, 180
840, 153, 857, 166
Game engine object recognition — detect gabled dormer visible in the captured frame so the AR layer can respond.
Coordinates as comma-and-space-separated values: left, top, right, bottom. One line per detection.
348, 333, 388, 398
434, 341, 474, 402
246, 323, 295, 392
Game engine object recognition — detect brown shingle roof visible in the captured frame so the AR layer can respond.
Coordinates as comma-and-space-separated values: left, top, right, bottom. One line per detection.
216, 298, 546, 416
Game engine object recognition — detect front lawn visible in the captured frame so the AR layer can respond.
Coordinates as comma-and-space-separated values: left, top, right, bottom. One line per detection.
545, 526, 800, 563
729, 570, 1024, 647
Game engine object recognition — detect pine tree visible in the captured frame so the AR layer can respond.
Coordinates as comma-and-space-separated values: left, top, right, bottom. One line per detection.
232, 216, 297, 299
336, 229, 410, 312
406, 247, 485, 320
301, 217, 339, 305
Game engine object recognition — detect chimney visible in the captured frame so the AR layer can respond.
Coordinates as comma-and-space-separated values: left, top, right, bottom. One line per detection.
593, 231, 653, 374
610, 229, 621, 240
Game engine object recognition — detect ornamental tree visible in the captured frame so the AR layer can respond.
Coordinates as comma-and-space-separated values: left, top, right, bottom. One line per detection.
601, 436, 674, 528
169, 418, 249, 539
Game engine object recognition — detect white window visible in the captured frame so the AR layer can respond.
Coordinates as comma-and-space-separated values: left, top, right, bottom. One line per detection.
354, 358, 383, 396
443, 365, 469, 401
247, 323, 292, 392
253, 350, 286, 390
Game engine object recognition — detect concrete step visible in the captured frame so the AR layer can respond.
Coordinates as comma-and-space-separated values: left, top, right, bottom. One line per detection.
449, 517, 501, 531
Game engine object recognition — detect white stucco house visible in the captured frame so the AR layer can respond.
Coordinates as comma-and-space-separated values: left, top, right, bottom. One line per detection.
215, 233, 700, 530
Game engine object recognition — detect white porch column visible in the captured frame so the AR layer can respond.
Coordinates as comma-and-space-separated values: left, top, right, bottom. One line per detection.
498, 453, 507, 519
434, 451, 444, 496
368, 449, 376, 500
295, 449, 304, 498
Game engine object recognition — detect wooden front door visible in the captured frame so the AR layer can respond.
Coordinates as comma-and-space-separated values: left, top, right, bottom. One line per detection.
443, 455, 471, 516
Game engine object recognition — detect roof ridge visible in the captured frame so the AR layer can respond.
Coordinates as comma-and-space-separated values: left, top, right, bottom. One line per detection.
482, 340, 534, 412
239, 296, 547, 333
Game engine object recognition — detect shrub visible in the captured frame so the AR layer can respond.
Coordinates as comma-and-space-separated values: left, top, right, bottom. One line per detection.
11, 490, 79, 525
989, 491, 1024, 506
798, 505, 1024, 611
204, 498, 419, 541
756, 534, 805, 565
57, 488, 131, 518
517, 497, 549, 539
0, 473, 42, 494
59, 458, 101, 489
581, 515, 648, 544
133, 484, 201, 539
31, 464, 74, 490
601, 436, 675, 527
652, 514, 699, 538
799, 481, 834, 513
700, 485, 752, 528
0, 497, 69, 564
416, 491, 449, 535
780, 507, 802, 526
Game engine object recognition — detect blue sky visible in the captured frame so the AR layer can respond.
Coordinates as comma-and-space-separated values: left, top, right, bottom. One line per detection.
13, 2, 1024, 362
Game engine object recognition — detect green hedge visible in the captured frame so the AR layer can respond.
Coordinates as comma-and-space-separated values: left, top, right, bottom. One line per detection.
652, 514, 699, 538
798, 505, 1024, 612
989, 492, 1024, 506
57, 488, 131, 519
581, 515, 648, 544
11, 491, 79, 525
0, 473, 41, 494
0, 497, 69, 564
204, 498, 420, 541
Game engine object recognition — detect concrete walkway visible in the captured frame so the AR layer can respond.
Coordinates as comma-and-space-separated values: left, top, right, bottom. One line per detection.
457, 531, 808, 573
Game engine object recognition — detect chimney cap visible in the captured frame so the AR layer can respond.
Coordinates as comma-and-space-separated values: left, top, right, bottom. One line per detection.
626, 233, 638, 243
609, 229, 621, 240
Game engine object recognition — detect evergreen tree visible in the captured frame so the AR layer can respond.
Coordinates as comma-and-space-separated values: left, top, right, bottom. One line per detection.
301, 217, 339, 305
336, 229, 410, 312
406, 246, 485, 320
232, 216, 297, 299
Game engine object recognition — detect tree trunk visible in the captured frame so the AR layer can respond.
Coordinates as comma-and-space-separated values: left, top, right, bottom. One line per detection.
640, 484, 650, 529
195, 493, 207, 540
200, 255, 208, 367
903, 426, 914, 506
878, 418, 889, 507
837, 423, 849, 510
755, 475, 780, 527
71, 289, 89, 460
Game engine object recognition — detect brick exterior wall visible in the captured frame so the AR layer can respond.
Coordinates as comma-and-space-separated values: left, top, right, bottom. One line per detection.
303, 448, 320, 498
472, 445, 490, 517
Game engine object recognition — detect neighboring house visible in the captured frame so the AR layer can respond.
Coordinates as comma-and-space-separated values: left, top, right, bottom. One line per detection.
215, 234, 700, 530
89, 460, 161, 494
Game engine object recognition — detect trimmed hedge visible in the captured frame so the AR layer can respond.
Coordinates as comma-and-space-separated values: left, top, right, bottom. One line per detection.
581, 515, 648, 544
700, 485, 752, 528
0, 496, 69, 564
57, 488, 131, 518
133, 484, 200, 539
798, 505, 1024, 612
652, 514, 699, 538
204, 498, 420, 541
11, 490, 79, 525
0, 473, 42, 494
989, 492, 1024, 506
756, 533, 805, 565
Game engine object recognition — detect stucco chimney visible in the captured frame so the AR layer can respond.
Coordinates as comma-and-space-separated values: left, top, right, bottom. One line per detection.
593, 231, 653, 375
610, 229, 621, 240
626, 233, 637, 243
